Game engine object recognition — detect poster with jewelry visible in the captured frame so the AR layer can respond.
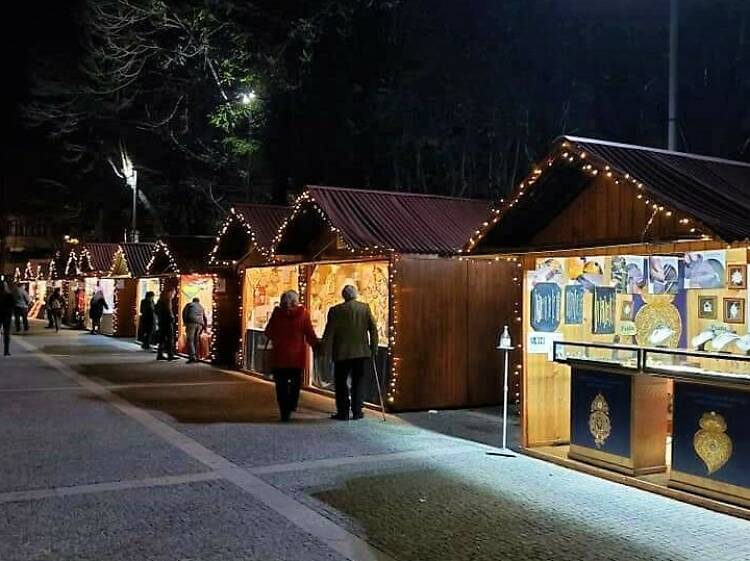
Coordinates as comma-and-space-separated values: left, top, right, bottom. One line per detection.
567, 256, 605, 292
684, 251, 726, 289
648, 255, 680, 294
530, 282, 562, 332
564, 285, 584, 325
592, 286, 616, 334
612, 255, 647, 294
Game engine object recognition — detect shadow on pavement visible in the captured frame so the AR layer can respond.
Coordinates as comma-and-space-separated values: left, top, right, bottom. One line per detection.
310, 468, 673, 561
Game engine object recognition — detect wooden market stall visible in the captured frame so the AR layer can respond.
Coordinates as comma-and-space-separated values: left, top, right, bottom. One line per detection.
82, 242, 155, 337
207, 204, 292, 370
146, 236, 230, 363
20, 258, 51, 319
468, 136, 750, 512
259, 185, 521, 412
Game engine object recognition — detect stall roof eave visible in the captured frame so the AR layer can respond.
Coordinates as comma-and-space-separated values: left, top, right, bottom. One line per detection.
469, 136, 750, 251
275, 185, 493, 256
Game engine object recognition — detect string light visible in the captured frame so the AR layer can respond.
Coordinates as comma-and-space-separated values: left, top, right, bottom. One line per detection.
464, 138, 710, 252
208, 207, 263, 267
386, 254, 400, 405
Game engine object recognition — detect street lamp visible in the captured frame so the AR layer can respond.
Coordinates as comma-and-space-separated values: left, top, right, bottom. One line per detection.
239, 90, 257, 201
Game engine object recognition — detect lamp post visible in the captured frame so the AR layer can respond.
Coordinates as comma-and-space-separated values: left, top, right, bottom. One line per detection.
667, 0, 679, 150
240, 91, 256, 202
496, 325, 514, 453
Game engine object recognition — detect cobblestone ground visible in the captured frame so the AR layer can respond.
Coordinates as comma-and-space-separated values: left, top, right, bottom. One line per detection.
0, 324, 748, 561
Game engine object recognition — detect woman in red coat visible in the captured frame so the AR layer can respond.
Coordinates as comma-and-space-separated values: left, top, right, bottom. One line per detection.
264, 290, 319, 421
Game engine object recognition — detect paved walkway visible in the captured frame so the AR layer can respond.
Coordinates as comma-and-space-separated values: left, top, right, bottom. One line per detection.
0, 324, 748, 561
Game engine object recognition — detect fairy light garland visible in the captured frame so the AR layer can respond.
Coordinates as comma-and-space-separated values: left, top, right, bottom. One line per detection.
23, 261, 34, 281
464, 140, 711, 252
386, 254, 401, 404
146, 240, 181, 275
209, 273, 218, 363
13, 267, 22, 283
208, 207, 261, 267
79, 248, 95, 275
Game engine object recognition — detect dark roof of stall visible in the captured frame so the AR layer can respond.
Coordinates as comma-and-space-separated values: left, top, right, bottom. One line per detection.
469, 136, 750, 250
120, 243, 155, 277
275, 186, 492, 255
232, 204, 290, 249
81, 243, 120, 274
148, 236, 216, 274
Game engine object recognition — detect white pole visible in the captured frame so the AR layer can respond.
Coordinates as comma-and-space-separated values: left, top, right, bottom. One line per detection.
502, 348, 509, 450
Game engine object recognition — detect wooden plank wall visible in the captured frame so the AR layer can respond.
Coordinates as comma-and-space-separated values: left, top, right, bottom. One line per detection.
213, 271, 242, 366
393, 256, 520, 411
115, 279, 138, 338
530, 175, 695, 249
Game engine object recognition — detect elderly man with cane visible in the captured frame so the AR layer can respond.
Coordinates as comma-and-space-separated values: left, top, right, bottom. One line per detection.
322, 285, 381, 421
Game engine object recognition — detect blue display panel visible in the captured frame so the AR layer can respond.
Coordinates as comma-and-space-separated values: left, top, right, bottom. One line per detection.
672, 382, 750, 488
571, 367, 632, 458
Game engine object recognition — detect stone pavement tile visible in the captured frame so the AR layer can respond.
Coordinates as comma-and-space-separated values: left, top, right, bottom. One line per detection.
0, 390, 206, 493
0, 479, 347, 561
398, 407, 522, 449
0, 356, 79, 391
261, 450, 750, 561
105, 374, 463, 468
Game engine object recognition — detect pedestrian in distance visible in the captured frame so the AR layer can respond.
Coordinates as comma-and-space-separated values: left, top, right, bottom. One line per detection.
11, 282, 31, 333
181, 297, 207, 363
0, 280, 15, 356
88, 289, 108, 334
155, 288, 177, 361
138, 291, 156, 350
321, 285, 378, 421
48, 287, 65, 333
264, 290, 319, 422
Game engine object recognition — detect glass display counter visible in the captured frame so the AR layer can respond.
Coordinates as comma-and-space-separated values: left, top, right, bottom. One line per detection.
554, 341, 669, 476
554, 342, 750, 506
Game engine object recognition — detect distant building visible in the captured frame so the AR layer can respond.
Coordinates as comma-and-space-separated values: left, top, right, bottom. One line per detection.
0, 214, 59, 276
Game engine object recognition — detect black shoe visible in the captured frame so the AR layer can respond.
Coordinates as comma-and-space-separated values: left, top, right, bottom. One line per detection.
186, 358, 196, 364
166, 357, 178, 361
330, 413, 349, 421
352, 412, 364, 420
3, 352, 9, 356
156, 355, 167, 361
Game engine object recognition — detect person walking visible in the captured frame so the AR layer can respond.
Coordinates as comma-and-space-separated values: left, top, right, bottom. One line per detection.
88, 290, 108, 334
155, 288, 177, 361
11, 283, 31, 333
138, 291, 156, 350
48, 287, 65, 333
264, 290, 319, 422
181, 297, 207, 363
1, 281, 14, 356
322, 285, 378, 421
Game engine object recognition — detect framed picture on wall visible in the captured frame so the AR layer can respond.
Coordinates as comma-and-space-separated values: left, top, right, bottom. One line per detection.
698, 296, 717, 320
592, 286, 616, 334
620, 299, 635, 321
727, 265, 747, 289
723, 298, 745, 324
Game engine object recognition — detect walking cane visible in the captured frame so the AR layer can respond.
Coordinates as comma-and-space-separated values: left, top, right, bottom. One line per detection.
371, 356, 387, 422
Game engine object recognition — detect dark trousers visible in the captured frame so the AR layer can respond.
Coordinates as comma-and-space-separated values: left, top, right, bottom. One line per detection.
273, 368, 302, 420
14, 307, 28, 332
1, 316, 11, 354
51, 311, 62, 332
91, 315, 102, 334
140, 322, 154, 349
157, 324, 175, 359
334, 358, 367, 417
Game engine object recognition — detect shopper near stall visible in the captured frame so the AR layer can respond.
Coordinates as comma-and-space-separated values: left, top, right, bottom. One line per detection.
155, 288, 177, 361
48, 287, 65, 333
138, 291, 156, 350
322, 285, 379, 421
264, 290, 319, 422
1, 281, 14, 356
11, 283, 30, 333
88, 290, 108, 335
181, 297, 207, 363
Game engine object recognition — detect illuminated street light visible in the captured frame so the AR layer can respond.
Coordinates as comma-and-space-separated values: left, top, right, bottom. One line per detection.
240, 91, 257, 105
